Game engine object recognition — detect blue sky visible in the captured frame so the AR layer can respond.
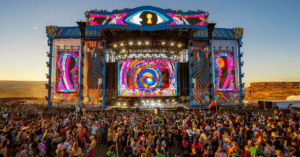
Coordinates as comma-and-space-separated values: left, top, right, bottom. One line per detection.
0, 0, 299, 87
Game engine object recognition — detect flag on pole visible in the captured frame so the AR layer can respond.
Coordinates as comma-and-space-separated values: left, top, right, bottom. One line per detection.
209, 101, 216, 108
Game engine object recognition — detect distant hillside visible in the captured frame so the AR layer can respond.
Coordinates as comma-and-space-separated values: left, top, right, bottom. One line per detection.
0, 81, 48, 98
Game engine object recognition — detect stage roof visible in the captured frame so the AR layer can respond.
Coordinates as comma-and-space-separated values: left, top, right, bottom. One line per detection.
48, 6, 241, 40
54, 27, 236, 40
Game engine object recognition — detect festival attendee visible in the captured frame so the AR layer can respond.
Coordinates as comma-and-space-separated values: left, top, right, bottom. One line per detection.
107, 145, 116, 157
214, 146, 227, 157
69, 142, 82, 157
0, 139, 9, 157
154, 147, 165, 157
264, 140, 275, 157
86, 136, 96, 157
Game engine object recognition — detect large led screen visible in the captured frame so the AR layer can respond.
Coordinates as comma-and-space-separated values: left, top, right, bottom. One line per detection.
214, 52, 236, 91
56, 51, 79, 93
118, 60, 177, 97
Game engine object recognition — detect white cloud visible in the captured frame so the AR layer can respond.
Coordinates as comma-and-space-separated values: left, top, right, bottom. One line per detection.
33, 27, 37, 29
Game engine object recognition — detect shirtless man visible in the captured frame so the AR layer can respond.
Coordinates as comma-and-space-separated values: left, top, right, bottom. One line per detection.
86, 136, 96, 157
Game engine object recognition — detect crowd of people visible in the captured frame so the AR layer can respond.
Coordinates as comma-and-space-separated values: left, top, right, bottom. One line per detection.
0, 108, 299, 157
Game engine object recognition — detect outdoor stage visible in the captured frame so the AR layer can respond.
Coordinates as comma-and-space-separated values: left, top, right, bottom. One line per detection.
45, 6, 244, 108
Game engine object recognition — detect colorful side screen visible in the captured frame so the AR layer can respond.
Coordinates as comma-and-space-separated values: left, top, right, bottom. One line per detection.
118, 60, 177, 97
214, 52, 236, 92
56, 51, 79, 93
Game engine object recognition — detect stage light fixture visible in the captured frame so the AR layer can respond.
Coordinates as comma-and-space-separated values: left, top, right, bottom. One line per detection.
145, 41, 149, 45
162, 42, 165, 45
113, 44, 118, 48
178, 44, 181, 47
138, 41, 142, 46
171, 43, 174, 46
129, 41, 133, 46
120, 43, 124, 46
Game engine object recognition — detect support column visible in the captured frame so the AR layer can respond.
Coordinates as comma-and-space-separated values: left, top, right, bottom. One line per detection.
47, 40, 53, 108
77, 22, 86, 108
102, 39, 106, 108
238, 38, 243, 106
207, 23, 216, 102
188, 39, 193, 106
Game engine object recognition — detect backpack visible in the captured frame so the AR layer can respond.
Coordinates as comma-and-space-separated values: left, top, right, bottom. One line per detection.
122, 134, 126, 142
14, 137, 23, 147
183, 141, 188, 148
124, 147, 132, 156
267, 146, 276, 157
101, 127, 105, 134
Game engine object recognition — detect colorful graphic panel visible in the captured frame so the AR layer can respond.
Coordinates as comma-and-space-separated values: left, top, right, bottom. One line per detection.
190, 40, 210, 106
118, 60, 177, 97
89, 13, 128, 26
82, 40, 104, 107
56, 51, 79, 93
214, 52, 236, 92
167, 13, 205, 25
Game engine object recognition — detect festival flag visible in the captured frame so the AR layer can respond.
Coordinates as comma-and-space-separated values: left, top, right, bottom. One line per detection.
209, 101, 216, 108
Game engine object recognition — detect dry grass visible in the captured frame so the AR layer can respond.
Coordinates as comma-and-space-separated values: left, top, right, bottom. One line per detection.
0, 80, 47, 98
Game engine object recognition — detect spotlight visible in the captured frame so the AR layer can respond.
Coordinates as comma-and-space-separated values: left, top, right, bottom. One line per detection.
135, 103, 137, 106
129, 41, 133, 46
113, 44, 117, 48
178, 44, 181, 47
162, 42, 165, 45
145, 41, 149, 45
120, 43, 124, 46
171, 43, 174, 46
138, 41, 142, 45
122, 49, 126, 52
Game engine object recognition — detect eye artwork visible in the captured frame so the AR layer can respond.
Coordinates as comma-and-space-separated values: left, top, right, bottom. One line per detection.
127, 10, 167, 26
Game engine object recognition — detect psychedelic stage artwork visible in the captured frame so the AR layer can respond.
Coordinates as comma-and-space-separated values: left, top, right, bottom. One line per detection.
56, 51, 79, 93
214, 52, 236, 92
118, 60, 177, 97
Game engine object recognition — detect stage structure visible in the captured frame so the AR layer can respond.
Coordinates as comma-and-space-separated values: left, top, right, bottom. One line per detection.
45, 6, 244, 108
